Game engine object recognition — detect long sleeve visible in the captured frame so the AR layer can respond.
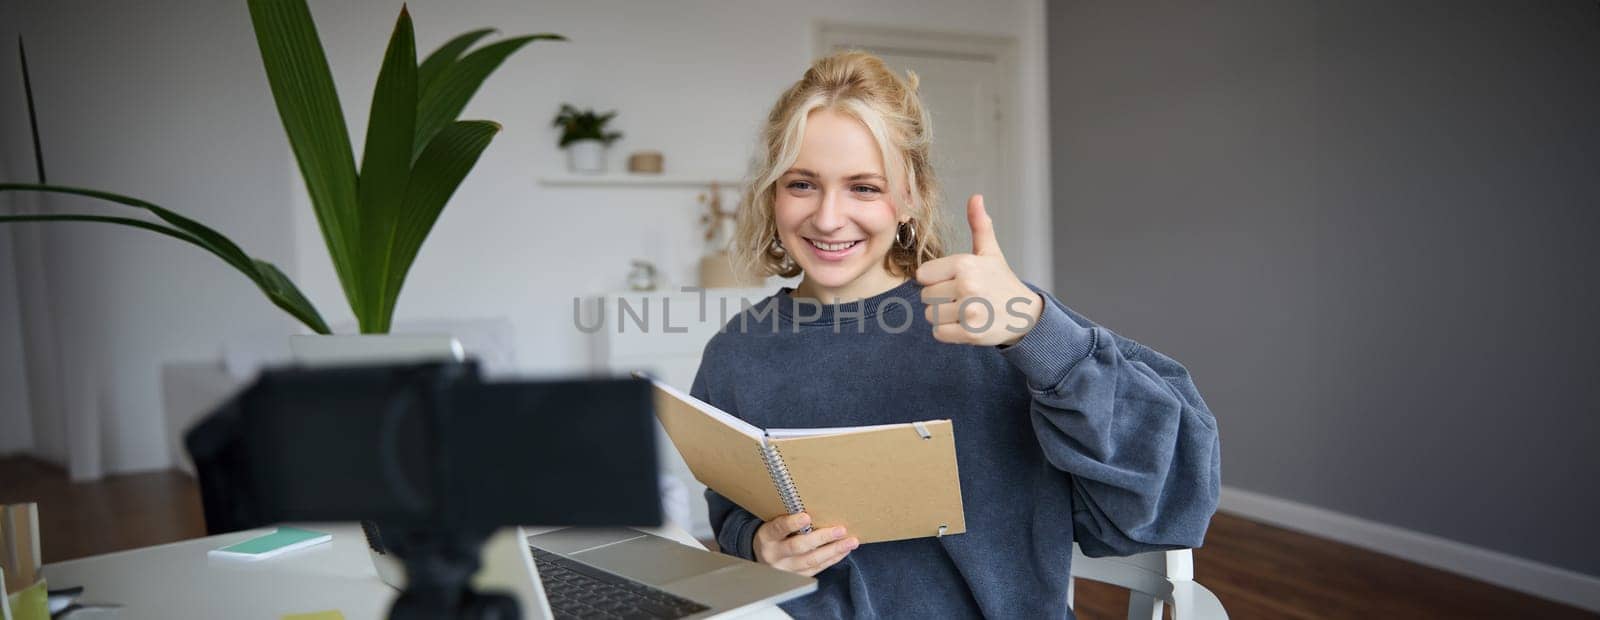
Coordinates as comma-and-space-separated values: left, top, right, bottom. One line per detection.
1000, 288, 1222, 557
690, 357, 765, 561
705, 488, 763, 561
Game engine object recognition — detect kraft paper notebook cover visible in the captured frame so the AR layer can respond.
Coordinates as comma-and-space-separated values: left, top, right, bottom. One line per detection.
648, 378, 966, 544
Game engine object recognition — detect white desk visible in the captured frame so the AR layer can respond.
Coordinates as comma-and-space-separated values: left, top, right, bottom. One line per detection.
41, 524, 790, 620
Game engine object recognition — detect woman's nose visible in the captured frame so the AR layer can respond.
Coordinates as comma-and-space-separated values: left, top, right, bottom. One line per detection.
811, 189, 845, 232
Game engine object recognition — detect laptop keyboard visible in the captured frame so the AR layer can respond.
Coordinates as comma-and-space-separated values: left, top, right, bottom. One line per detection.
530, 546, 713, 619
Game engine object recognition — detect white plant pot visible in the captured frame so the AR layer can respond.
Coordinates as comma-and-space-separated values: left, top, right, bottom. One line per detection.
286, 333, 464, 367
565, 139, 607, 174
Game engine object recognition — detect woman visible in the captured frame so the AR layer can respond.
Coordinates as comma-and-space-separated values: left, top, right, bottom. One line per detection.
693, 51, 1220, 618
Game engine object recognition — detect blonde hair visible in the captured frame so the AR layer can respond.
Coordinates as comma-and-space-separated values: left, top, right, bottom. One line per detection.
733, 50, 945, 279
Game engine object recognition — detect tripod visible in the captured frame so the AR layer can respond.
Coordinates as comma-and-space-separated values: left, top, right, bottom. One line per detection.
384, 524, 521, 620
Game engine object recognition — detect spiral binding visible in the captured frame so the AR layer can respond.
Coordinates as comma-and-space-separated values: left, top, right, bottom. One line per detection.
758, 441, 807, 521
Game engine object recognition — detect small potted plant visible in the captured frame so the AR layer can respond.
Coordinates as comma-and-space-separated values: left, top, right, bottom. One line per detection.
554, 104, 622, 174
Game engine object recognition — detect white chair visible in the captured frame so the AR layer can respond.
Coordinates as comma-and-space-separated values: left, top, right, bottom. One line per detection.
1069, 545, 1229, 620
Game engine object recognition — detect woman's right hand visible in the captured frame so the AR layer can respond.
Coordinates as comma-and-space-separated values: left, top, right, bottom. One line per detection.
751, 512, 859, 576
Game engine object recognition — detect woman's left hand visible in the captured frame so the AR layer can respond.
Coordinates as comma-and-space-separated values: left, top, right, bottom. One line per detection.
916, 195, 1044, 347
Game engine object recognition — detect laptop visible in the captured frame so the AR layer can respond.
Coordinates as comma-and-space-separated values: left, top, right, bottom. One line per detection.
480, 526, 815, 619
289, 335, 816, 619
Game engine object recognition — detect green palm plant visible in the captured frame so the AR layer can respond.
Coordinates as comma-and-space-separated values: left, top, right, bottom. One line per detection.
0, 0, 562, 334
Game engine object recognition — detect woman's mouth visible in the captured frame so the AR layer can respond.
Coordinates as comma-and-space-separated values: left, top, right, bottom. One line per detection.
805, 237, 862, 261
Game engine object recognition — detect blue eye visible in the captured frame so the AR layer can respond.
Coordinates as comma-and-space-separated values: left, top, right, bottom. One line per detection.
852, 185, 881, 195
787, 180, 815, 191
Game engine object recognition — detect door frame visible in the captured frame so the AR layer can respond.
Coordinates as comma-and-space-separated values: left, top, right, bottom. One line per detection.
814, 11, 1052, 287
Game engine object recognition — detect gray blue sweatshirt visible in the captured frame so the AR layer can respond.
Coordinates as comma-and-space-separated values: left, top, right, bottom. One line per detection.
691, 279, 1220, 618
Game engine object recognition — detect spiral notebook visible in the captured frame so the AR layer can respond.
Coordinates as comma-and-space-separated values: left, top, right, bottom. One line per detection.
647, 378, 966, 544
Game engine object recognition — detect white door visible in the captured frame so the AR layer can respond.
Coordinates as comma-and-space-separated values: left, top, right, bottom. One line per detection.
822, 43, 1013, 256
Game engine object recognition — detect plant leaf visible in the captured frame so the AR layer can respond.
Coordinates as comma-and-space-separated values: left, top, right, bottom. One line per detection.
412, 33, 561, 159
247, 0, 363, 318
2, 183, 259, 275
416, 28, 495, 97
0, 211, 331, 334
374, 120, 500, 332
356, 6, 418, 333
0, 213, 205, 246
252, 259, 333, 334
19, 37, 46, 183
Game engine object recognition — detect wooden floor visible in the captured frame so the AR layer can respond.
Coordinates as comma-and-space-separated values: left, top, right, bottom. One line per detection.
0, 456, 206, 562
1, 456, 1592, 619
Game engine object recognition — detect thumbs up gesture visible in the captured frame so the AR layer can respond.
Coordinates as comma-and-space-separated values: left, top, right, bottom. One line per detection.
916, 195, 1044, 347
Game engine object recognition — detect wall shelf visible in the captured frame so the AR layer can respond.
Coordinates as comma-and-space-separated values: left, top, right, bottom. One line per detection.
538, 173, 742, 188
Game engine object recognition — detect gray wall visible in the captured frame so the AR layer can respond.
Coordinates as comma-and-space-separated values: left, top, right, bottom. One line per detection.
1047, 0, 1600, 576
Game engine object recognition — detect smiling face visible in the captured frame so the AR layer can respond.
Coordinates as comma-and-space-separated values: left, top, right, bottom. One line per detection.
774, 108, 909, 302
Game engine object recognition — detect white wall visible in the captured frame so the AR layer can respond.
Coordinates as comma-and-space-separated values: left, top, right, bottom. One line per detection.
0, 225, 33, 455
290, 0, 1049, 376
0, 0, 36, 456
0, 199, 32, 457
0, 1, 1046, 472
0, 221, 33, 457
1, 1, 299, 474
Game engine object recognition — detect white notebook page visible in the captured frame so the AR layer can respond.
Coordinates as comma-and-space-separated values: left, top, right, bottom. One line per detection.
645, 377, 764, 440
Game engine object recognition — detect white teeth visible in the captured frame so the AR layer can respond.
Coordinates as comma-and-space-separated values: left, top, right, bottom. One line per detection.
808, 239, 858, 251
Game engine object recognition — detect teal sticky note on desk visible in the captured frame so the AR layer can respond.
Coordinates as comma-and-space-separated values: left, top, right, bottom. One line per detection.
210, 527, 331, 560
